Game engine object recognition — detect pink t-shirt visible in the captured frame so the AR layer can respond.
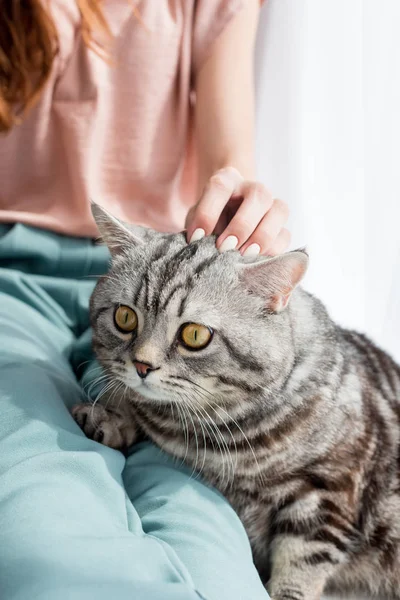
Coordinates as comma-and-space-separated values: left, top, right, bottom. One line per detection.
0, 0, 243, 238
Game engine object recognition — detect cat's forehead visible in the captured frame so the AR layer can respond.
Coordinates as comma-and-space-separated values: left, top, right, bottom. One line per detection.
127, 235, 237, 282
111, 235, 242, 316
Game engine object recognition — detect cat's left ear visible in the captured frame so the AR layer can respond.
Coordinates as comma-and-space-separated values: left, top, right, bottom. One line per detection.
91, 202, 146, 255
239, 249, 309, 312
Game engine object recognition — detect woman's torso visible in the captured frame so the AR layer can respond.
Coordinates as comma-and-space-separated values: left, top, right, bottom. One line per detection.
0, 0, 242, 237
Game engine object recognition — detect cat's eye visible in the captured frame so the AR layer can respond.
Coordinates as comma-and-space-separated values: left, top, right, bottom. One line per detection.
114, 305, 138, 333
180, 323, 213, 350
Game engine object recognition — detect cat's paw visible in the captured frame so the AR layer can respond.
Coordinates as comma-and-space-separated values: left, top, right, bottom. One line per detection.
71, 403, 137, 451
268, 591, 320, 600
266, 585, 315, 600
269, 597, 302, 600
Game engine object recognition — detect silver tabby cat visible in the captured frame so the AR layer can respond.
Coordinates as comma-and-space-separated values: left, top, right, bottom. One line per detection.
73, 204, 400, 600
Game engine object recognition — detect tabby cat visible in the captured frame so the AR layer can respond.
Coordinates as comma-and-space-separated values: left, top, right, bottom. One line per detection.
73, 204, 400, 600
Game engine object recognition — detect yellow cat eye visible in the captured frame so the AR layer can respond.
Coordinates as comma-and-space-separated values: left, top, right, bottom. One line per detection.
180, 323, 213, 350
114, 305, 138, 333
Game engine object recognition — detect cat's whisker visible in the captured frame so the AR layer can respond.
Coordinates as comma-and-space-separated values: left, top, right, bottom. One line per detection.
182, 397, 200, 480
184, 392, 214, 480
105, 380, 124, 411
84, 375, 119, 403
173, 382, 229, 486
180, 382, 233, 475
201, 394, 264, 486
81, 360, 121, 395
174, 386, 222, 481
200, 395, 238, 481
83, 375, 112, 401
175, 401, 189, 469
216, 403, 265, 486
188, 394, 231, 483
193, 403, 226, 484
118, 381, 130, 410
92, 379, 115, 404
198, 396, 236, 486
188, 390, 231, 487
109, 379, 125, 413
80, 274, 119, 283
83, 372, 110, 393
76, 359, 98, 370
183, 394, 208, 478
187, 380, 257, 485
89, 379, 120, 425
179, 401, 191, 465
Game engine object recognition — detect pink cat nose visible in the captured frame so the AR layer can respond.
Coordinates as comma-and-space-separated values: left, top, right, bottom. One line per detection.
133, 361, 155, 379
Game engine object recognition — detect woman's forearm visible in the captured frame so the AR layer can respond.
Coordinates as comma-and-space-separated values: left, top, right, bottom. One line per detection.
188, 1, 290, 257
194, 0, 259, 192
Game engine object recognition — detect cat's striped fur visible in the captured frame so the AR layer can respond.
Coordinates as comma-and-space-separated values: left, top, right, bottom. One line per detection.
73, 205, 400, 599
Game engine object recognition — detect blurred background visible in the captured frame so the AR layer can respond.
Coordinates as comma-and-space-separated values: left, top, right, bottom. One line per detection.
255, 0, 400, 362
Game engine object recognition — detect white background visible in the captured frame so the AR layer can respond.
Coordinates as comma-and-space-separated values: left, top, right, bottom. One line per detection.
255, 2, 400, 598
255, 0, 400, 364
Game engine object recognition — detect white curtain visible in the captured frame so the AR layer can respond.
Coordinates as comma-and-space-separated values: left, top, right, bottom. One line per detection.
255, 0, 400, 364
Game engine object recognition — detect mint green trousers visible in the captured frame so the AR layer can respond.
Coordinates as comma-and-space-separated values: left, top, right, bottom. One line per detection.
0, 224, 268, 600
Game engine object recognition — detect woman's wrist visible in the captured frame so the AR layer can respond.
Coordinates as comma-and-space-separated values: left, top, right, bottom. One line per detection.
197, 154, 256, 195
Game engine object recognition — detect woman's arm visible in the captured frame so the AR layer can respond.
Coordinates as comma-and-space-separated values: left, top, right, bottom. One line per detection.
196, 0, 259, 185
186, 0, 290, 256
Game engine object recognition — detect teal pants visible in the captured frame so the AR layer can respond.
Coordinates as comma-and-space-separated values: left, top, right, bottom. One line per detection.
0, 224, 268, 600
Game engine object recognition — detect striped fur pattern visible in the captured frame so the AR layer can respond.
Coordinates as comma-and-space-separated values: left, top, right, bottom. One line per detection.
74, 205, 400, 599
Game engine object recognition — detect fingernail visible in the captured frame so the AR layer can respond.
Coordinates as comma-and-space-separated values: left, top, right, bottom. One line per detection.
189, 228, 205, 243
243, 243, 261, 257
219, 235, 238, 253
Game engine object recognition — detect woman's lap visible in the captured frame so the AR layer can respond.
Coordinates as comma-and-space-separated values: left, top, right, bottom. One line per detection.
0, 225, 268, 600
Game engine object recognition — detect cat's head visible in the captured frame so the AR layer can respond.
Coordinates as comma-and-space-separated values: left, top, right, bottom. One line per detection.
90, 203, 308, 410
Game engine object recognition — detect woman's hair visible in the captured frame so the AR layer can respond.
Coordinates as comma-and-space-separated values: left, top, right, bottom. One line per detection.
0, 1, 111, 133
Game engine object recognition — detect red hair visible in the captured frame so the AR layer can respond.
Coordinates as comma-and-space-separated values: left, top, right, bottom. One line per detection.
0, 1, 112, 132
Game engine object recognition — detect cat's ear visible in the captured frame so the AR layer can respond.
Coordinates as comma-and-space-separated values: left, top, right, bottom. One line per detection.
91, 202, 145, 254
239, 249, 308, 312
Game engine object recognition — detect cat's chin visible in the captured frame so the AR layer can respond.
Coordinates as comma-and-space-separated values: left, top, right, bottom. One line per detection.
126, 380, 172, 404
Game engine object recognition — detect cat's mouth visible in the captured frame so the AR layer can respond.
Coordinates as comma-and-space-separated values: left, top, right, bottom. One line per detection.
136, 378, 162, 396
116, 370, 174, 403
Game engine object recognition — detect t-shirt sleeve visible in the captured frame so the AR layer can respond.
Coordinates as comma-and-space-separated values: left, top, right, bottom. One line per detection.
191, 0, 244, 73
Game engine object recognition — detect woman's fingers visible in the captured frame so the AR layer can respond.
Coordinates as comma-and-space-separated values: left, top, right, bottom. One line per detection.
267, 227, 291, 255
240, 199, 290, 256
186, 167, 243, 243
215, 181, 273, 252
186, 167, 290, 257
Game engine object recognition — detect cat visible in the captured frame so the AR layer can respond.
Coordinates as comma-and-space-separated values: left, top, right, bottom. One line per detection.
73, 203, 400, 600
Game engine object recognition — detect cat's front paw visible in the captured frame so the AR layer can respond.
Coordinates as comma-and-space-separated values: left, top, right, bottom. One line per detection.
267, 582, 320, 600
269, 592, 307, 600
71, 403, 137, 451
267, 588, 320, 600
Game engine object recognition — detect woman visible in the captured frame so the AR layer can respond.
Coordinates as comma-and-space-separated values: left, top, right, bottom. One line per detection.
0, 2, 289, 599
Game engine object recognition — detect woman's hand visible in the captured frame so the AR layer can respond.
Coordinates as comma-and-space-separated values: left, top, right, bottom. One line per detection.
185, 167, 290, 257
189, 2, 290, 257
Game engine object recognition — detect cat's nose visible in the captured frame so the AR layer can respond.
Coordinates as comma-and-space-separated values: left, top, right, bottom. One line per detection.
133, 361, 156, 379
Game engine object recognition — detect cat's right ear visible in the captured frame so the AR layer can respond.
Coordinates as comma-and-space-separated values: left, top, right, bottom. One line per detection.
91, 202, 144, 255
238, 249, 309, 312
